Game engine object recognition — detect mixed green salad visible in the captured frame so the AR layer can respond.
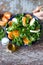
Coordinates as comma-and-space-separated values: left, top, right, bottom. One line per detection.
6, 13, 41, 46
0, 26, 5, 40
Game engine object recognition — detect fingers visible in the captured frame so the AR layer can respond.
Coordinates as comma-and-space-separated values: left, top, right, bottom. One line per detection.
33, 5, 43, 13
35, 16, 43, 20
33, 12, 41, 17
33, 12, 43, 20
38, 17, 43, 20
39, 12, 43, 16
33, 12, 43, 17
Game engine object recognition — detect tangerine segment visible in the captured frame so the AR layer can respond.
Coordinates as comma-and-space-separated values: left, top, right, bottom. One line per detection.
4, 12, 11, 19
12, 30, 20, 37
25, 14, 32, 19
22, 17, 26, 26
2, 16, 8, 22
23, 37, 30, 45
8, 32, 13, 40
0, 21, 7, 26
8, 21, 12, 26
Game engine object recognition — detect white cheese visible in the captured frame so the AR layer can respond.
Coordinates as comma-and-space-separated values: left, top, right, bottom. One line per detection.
12, 18, 18, 24
30, 18, 35, 26
30, 29, 40, 33
1, 37, 9, 45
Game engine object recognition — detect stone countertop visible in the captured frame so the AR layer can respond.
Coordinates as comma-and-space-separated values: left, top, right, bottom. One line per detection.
0, 0, 43, 14
0, 0, 43, 65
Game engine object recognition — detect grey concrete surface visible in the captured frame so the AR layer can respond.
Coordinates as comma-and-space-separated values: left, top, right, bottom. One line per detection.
0, 0, 43, 65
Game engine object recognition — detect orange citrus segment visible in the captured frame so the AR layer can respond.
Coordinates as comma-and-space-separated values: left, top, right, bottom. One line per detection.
8, 21, 12, 26
2, 16, 8, 22
25, 14, 32, 19
4, 12, 11, 19
23, 37, 30, 45
22, 17, 26, 26
8, 32, 13, 40
0, 21, 7, 26
12, 30, 20, 37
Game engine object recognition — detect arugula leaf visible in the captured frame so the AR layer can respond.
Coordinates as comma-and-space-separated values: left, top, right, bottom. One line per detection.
0, 27, 5, 40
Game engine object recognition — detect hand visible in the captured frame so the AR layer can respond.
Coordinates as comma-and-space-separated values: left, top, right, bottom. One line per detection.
33, 6, 43, 20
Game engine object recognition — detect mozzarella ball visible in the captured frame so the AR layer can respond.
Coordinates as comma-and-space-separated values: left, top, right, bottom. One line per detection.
1, 37, 9, 45
12, 18, 18, 24
30, 18, 35, 26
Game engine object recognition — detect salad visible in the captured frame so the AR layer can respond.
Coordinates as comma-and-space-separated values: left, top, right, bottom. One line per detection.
0, 26, 5, 40
6, 13, 41, 46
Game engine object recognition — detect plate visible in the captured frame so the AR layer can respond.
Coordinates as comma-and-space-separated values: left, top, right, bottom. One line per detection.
6, 13, 41, 46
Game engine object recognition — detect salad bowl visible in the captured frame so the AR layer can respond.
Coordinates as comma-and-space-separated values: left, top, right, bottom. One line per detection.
0, 12, 42, 52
